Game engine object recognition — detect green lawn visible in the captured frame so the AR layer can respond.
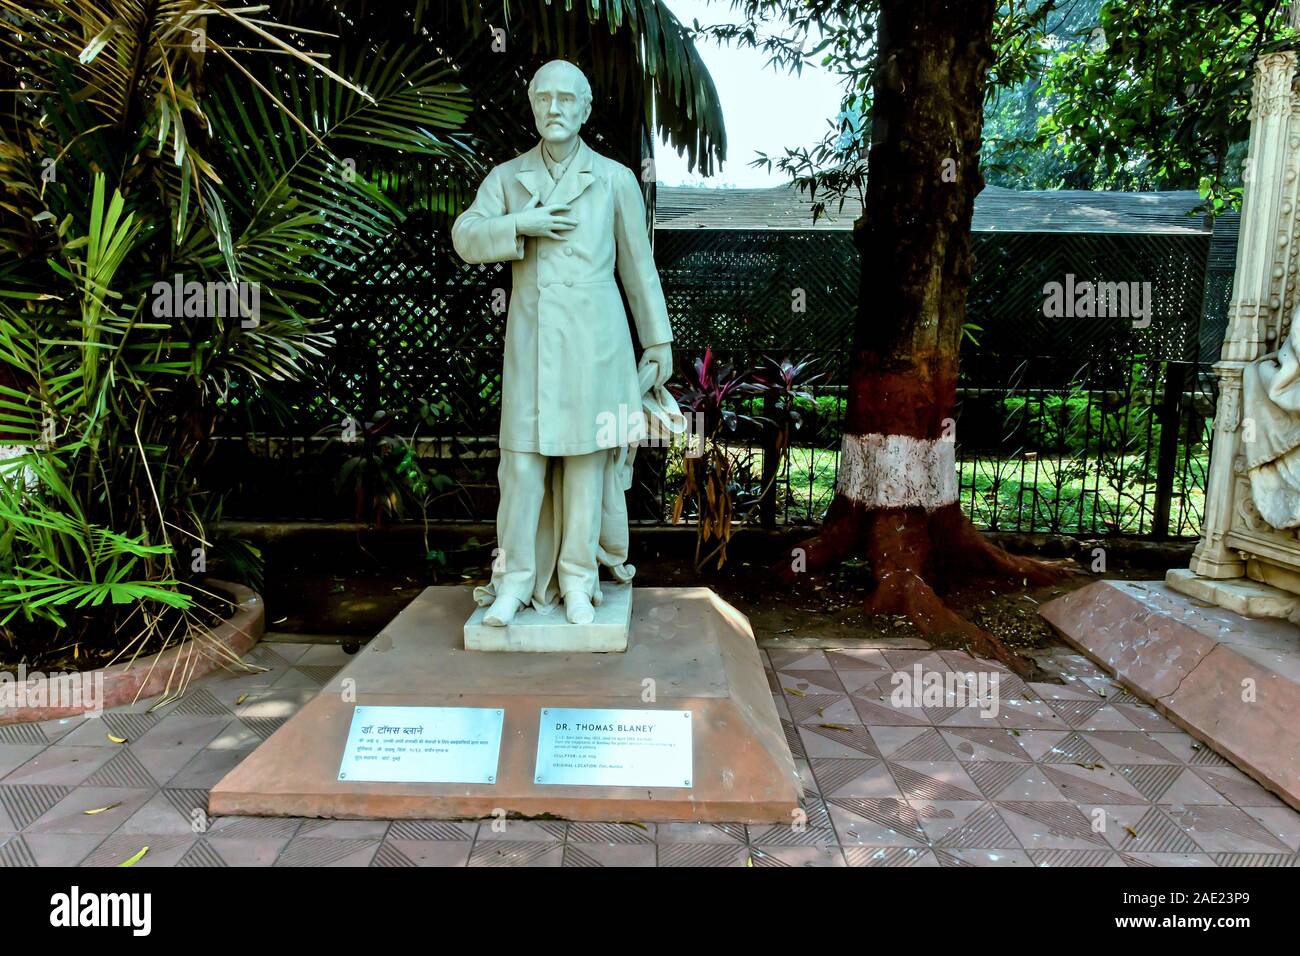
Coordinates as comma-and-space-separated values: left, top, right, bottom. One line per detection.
774, 446, 1208, 535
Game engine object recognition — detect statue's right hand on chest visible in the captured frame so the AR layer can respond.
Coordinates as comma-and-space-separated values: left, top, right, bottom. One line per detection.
514, 202, 577, 240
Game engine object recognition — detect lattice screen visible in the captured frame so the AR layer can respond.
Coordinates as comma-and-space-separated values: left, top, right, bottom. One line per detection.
211, 218, 1218, 534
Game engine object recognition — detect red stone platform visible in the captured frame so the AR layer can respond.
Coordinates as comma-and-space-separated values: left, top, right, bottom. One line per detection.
1040, 579, 1300, 810
208, 587, 801, 824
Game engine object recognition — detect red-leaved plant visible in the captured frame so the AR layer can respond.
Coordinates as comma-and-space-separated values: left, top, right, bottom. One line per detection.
668, 349, 822, 570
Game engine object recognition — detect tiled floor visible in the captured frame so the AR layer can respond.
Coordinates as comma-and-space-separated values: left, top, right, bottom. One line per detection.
1, 641, 1297, 866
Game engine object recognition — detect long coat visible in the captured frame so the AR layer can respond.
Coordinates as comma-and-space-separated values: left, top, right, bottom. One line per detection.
451, 138, 674, 456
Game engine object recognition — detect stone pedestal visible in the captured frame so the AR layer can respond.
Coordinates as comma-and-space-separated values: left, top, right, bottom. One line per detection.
208, 586, 802, 823
1167, 567, 1300, 620
1040, 580, 1300, 810
464, 582, 632, 652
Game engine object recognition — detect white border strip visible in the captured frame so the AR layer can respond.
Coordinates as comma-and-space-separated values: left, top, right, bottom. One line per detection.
837, 433, 958, 511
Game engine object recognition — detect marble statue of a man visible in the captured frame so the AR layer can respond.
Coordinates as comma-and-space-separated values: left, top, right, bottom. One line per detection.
451, 59, 676, 628
1242, 305, 1300, 528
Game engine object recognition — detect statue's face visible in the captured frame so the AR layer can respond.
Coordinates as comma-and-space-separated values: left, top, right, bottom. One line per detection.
529, 65, 591, 145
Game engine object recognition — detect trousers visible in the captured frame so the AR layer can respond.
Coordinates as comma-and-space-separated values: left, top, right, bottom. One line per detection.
491, 448, 609, 609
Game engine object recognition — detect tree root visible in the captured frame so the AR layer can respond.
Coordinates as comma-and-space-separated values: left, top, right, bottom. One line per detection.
862, 565, 1035, 679
770, 500, 1059, 679
774, 496, 861, 582
930, 505, 1069, 588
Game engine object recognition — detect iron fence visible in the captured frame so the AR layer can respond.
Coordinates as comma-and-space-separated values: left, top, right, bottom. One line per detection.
211, 214, 1220, 537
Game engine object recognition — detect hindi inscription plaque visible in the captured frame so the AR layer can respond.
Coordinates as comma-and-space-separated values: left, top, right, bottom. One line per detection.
337, 705, 503, 784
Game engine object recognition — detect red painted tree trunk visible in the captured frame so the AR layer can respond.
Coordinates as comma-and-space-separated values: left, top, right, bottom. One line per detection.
781, 0, 1060, 677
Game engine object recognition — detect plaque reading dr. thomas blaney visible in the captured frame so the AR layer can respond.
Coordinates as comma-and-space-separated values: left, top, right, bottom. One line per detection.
337, 706, 503, 784
534, 707, 693, 788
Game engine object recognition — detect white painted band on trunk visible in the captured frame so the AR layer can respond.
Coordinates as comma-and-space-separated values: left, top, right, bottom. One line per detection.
836, 432, 958, 511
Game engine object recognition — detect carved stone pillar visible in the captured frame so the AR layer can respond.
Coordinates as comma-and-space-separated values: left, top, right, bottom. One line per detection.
1222, 52, 1300, 362
1170, 52, 1300, 616
1186, 365, 1246, 579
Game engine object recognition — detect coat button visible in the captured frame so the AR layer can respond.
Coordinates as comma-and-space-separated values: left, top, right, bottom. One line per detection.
564, 247, 574, 256
540, 250, 550, 259
564, 278, 573, 287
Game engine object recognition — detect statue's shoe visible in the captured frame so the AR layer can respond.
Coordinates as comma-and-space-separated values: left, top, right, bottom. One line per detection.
563, 591, 596, 625
483, 595, 523, 627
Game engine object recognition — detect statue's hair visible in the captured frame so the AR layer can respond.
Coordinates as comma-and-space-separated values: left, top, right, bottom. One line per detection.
528, 59, 592, 107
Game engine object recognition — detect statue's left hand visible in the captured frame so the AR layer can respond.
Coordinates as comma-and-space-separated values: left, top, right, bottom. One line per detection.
637, 343, 673, 393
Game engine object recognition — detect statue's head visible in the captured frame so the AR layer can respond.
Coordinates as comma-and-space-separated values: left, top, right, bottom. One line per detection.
528, 59, 592, 147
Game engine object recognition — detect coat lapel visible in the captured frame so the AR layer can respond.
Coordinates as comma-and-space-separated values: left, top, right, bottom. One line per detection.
549, 139, 596, 209
514, 142, 549, 208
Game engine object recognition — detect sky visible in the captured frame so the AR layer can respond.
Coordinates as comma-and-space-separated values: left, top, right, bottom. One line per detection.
655, 0, 845, 188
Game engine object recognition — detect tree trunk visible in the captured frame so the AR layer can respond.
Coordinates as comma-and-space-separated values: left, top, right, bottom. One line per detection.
781, 0, 1061, 677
